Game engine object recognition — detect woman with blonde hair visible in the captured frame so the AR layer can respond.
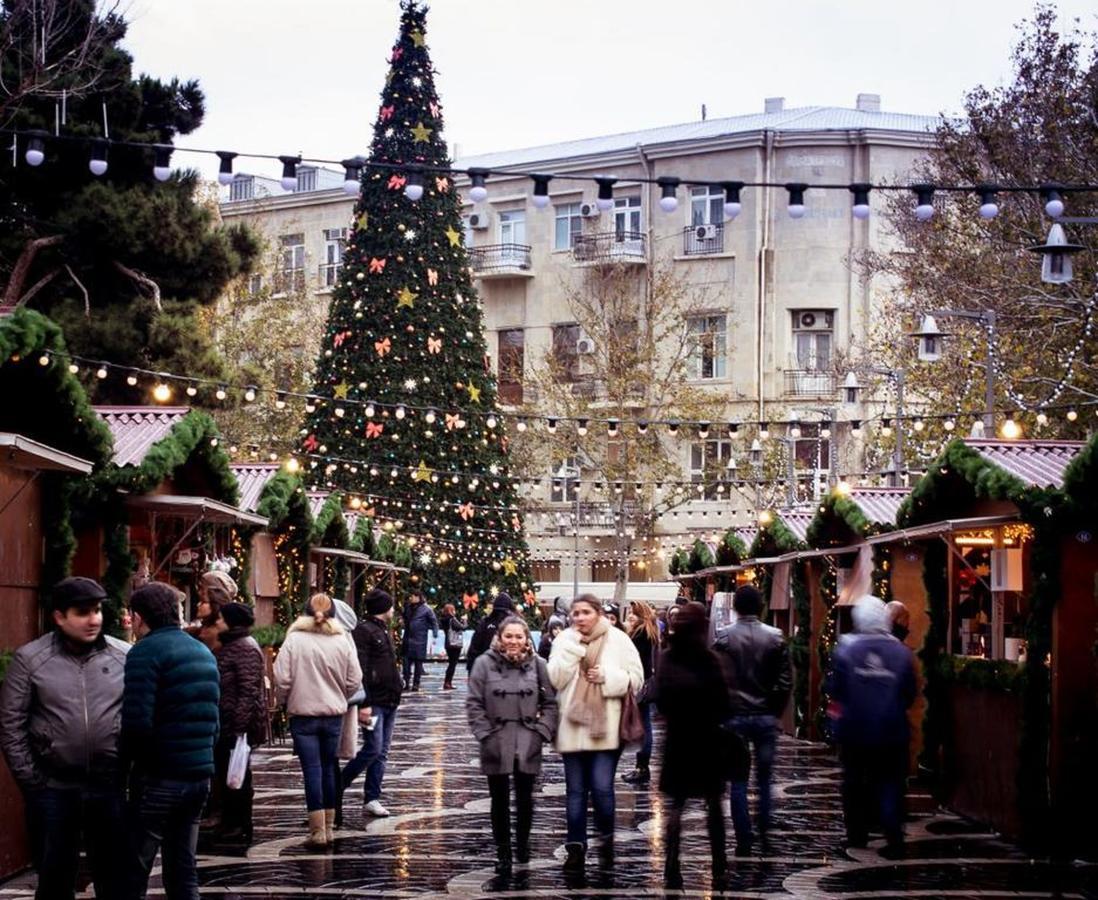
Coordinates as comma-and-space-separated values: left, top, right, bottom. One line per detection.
548, 594, 644, 874
273, 593, 362, 848
621, 600, 660, 785
467, 615, 557, 875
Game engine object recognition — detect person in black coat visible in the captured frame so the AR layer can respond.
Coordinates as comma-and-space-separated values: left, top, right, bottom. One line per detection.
438, 603, 467, 690
653, 602, 733, 891
401, 592, 439, 691
621, 600, 660, 785
465, 592, 515, 673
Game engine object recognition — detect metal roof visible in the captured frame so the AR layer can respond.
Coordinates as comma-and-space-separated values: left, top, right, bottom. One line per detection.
307, 491, 331, 519
777, 508, 816, 543
94, 406, 190, 467
455, 106, 942, 170
230, 463, 281, 513
964, 439, 1085, 490
125, 494, 268, 527
0, 433, 93, 474
846, 487, 909, 527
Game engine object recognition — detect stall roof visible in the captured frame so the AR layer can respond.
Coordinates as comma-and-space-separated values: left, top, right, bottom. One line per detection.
867, 513, 1020, 545
307, 490, 330, 518
230, 463, 281, 513
311, 545, 409, 572
0, 433, 93, 474
125, 493, 268, 527
964, 439, 1085, 489
95, 406, 190, 466
845, 486, 910, 525
776, 508, 816, 542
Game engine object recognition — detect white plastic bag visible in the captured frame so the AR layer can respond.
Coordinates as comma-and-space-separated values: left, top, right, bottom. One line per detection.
226, 734, 250, 790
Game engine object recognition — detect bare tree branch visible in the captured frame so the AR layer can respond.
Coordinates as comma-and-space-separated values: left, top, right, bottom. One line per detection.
14, 268, 59, 307
63, 263, 89, 316
112, 260, 161, 310
2, 234, 63, 305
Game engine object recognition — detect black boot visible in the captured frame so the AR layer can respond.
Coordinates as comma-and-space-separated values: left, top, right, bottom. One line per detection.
494, 842, 512, 876
621, 763, 651, 785
563, 841, 585, 874
664, 857, 684, 889
333, 784, 344, 829
596, 833, 615, 868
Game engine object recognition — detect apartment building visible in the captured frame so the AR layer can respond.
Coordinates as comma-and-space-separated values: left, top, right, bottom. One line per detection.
218, 94, 940, 588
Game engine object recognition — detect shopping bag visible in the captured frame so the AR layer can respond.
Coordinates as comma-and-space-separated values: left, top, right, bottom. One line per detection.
226, 734, 250, 790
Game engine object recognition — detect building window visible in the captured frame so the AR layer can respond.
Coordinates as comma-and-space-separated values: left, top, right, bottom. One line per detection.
687, 314, 727, 379
229, 176, 254, 201
551, 456, 579, 503
613, 195, 642, 236
321, 228, 346, 287
276, 233, 305, 292
793, 423, 831, 471
554, 202, 582, 250
690, 186, 724, 226
551, 323, 580, 383
498, 210, 526, 245
295, 167, 317, 192
690, 439, 734, 500
246, 273, 263, 296
498, 328, 524, 404
791, 310, 834, 371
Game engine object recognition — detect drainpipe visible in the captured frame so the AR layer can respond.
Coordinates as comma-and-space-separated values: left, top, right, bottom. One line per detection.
757, 130, 774, 424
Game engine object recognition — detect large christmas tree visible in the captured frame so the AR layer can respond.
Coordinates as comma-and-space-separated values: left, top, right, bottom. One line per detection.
302, 0, 534, 613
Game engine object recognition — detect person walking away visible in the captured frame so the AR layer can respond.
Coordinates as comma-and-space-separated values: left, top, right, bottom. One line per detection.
828, 594, 917, 855
121, 582, 220, 900
210, 601, 267, 845
467, 616, 558, 875
0, 577, 129, 900
401, 591, 439, 691
342, 589, 403, 818
439, 603, 467, 689
466, 592, 515, 673
187, 570, 238, 652
712, 584, 792, 855
538, 621, 563, 661
273, 593, 362, 848
621, 600, 660, 785
886, 600, 911, 643
548, 594, 644, 874
653, 602, 733, 891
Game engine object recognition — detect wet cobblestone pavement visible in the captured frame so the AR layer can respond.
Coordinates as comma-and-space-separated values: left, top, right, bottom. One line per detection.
3, 666, 1097, 898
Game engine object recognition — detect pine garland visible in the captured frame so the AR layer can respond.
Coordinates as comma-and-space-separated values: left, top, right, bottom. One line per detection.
311, 491, 350, 600
257, 471, 314, 619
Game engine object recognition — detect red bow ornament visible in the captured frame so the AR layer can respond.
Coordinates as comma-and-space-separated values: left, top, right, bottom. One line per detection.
369, 257, 386, 274
365, 422, 384, 439
332, 331, 352, 348
459, 502, 475, 521
427, 336, 442, 354
374, 337, 391, 357
379, 104, 395, 121
427, 268, 439, 285
387, 174, 407, 191
303, 434, 319, 452
462, 592, 479, 610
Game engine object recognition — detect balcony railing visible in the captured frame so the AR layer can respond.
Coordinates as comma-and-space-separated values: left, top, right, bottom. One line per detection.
318, 262, 342, 288
783, 369, 837, 397
552, 501, 640, 530
572, 231, 647, 264
469, 243, 532, 275
682, 222, 725, 256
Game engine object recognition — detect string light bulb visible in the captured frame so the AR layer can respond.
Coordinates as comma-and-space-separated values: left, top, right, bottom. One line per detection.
126, 373, 138, 387
24, 132, 46, 166
657, 177, 680, 212
152, 145, 173, 181
486, 414, 497, 429
215, 151, 236, 186
516, 417, 527, 432
1000, 416, 1021, 440
636, 421, 649, 435
467, 167, 490, 202
722, 181, 744, 220
342, 157, 365, 194
215, 385, 227, 401
576, 418, 588, 437
977, 184, 999, 219
786, 183, 807, 218
152, 382, 172, 403
607, 419, 620, 437
244, 385, 257, 402
943, 418, 955, 432
595, 177, 616, 211
1067, 409, 1078, 422
850, 183, 871, 219
1035, 411, 1048, 427
278, 155, 300, 191
37, 353, 50, 366
186, 384, 198, 397
89, 139, 108, 176
404, 169, 424, 201
913, 183, 935, 220
1040, 185, 1064, 218
395, 405, 406, 419
96, 365, 108, 379
881, 418, 893, 436
531, 174, 552, 209
758, 422, 769, 439
546, 417, 557, 434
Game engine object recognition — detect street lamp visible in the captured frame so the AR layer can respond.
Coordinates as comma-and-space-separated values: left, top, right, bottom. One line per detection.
911, 314, 947, 363
910, 309, 996, 431
844, 367, 907, 487
1027, 223, 1084, 284
555, 461, 581, 599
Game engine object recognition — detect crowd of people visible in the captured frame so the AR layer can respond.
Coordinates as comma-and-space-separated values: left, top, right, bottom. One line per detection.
0, 574, 917, 896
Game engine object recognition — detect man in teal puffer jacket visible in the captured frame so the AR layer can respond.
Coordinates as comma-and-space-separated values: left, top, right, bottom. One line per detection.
121, 582, 220, 900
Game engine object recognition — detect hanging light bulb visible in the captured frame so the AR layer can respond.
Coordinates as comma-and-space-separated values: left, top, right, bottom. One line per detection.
395, 404, 406, 419
943, 418, 956, 432
404, 169, 424, 201
467, 167, 490, 202
913, 183, 935, 220
126, 373, 138, 387
152, 381, 171, 403
37, 353, 50, 366
215, 385, 227, 401
486, 414, 497, 429
666, 421, 680, 436
722, 181, 744, 220
531, 174, 552, 209
365, 401, 376, 417
851, 419, 863, 436
1000, 416, 1021, 440
697, 422, 710, 439
88, 139, 109, 177
334, 406, 345, 418
785, 183, 807, 218
275, 391, 287, 410
425, 408, 437, 424
881, 418, 893, 437
244, 385, 257, 402
850, 183, 871, 219
186, 384, 198, 397
1067, 409, 1078, 422
788, 414, 801, 439
152, 145, 173, 181
657, 177, 680, 212
576, 418, 588, 437
1040, 185, 1064, 218
595, 177, 616, 211
305, 399, 316, 413
1035, 411, 1048, 427
516, 417, 527, 432
820, 420, 832, 440
279, 155, 301, 191
215, 151, 237, 186
758, 422, 770, 439
636, 421, 649, 435
546, 417, 557, 434
342, 156, 365, 194
67, 362, 78, 374
96, 364, 108, 380
24, 132, 46, 166
977, 184, 999, 219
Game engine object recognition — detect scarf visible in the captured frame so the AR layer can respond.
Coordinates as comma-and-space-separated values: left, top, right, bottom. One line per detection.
566, 617, 610, 739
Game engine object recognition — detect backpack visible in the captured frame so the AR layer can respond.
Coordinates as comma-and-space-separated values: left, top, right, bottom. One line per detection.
446, 616, 465, 650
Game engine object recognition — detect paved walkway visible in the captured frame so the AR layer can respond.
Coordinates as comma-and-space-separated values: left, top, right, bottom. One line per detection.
3, 664, 1096, 898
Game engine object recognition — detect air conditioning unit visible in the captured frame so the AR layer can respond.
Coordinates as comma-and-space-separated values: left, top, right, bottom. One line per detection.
468, 212, 490, 230
695, 224, 718, 241
794, 310, 834, 330
579, 202, 601, 218
576, 336, 596, 355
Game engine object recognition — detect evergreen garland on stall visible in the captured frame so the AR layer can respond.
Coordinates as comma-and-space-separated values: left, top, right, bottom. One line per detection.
714, 528, 748, 592
311, 492, 351, 601
256, 470, 314, 622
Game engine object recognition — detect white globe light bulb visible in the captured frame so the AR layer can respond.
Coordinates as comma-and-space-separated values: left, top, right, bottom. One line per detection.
532, 194, 550, 209
469, 185, 488, 203
979, 202, 999, 219
915, 203, 934, 221
659, 196, 678, 213
89, 158, 108, 177
852, 203, 870, 219
405, 182, 424, 201
723, 201, 741, 220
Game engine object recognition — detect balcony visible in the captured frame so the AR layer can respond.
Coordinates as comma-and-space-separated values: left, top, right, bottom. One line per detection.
318, 262, 342, 289
552, 501, 640, 531
783, 369, 837, 398
469, 243, 533, 278
682, 222, 725, 256
572, 231, 647, 265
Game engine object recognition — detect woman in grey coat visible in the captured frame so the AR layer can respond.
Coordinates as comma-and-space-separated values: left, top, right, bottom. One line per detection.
467, 615, 558, 876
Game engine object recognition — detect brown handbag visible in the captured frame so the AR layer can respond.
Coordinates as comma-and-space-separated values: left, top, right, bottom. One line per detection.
619, 685, 646, 745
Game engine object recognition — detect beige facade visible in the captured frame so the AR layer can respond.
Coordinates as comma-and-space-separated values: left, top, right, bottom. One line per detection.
218, 96, 939, 591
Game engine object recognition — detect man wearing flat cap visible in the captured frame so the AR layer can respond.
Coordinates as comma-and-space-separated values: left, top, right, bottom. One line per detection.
0, 577, 130, 899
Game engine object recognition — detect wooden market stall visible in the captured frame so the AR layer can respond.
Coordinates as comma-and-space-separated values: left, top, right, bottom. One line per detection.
232, 463, 289, 626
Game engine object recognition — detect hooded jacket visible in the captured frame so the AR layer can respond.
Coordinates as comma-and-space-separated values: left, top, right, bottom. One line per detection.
0, 632, 129, 788
353, 615, 404, 709
402, 601, 439, 661
273, 616, 362, 717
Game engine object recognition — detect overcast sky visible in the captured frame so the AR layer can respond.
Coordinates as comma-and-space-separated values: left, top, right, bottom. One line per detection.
121, 0, 1096, 181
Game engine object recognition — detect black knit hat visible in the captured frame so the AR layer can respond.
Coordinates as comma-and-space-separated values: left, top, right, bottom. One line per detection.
365, 588, 394, 616
52, 577, 107, 613
220, 601, 255, 629
494, 592, 514, 613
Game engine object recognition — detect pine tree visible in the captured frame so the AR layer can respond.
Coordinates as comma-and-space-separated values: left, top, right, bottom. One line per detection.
301, 0, 534, 617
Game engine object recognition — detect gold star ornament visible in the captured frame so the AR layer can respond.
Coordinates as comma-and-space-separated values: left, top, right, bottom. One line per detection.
412, 461, 432, 482
409, 29, 426, 47
467, 383, 481, 403
501, 557, 518, 576
356, 211, 369, 231
333, 382, 350, 400
445, 226, 461, 247
396, 287, 417, 309
411, 121, 433, 143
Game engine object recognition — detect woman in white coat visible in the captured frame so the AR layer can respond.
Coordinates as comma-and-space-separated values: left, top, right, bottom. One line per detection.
547, 594, 644, 874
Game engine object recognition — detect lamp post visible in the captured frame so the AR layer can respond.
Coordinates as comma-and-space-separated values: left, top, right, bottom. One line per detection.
556, 461, 581, 599
911, 309, 996, 432
844, 367, 906, 487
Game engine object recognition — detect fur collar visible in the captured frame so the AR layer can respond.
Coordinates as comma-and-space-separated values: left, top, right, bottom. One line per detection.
287, 615, 345, 637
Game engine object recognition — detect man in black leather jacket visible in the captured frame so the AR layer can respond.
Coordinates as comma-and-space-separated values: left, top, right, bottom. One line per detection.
712, 584, 792, 855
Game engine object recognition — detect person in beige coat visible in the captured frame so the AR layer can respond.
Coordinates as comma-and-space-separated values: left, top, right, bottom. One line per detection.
547, 594, 644, 875
273, 593, 362, 849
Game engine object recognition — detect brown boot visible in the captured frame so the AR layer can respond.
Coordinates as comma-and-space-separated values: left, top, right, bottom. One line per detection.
304, 810, 327, 849
324, 809, 336, 844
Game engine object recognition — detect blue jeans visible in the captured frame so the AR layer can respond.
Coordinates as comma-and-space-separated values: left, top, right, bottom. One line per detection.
562, 750, 620, 846
125, 776, 209, 900
341, 705, 398, 803
290, 714, 343, 811
25, 783, 125, 900
728, 714, 778, 843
